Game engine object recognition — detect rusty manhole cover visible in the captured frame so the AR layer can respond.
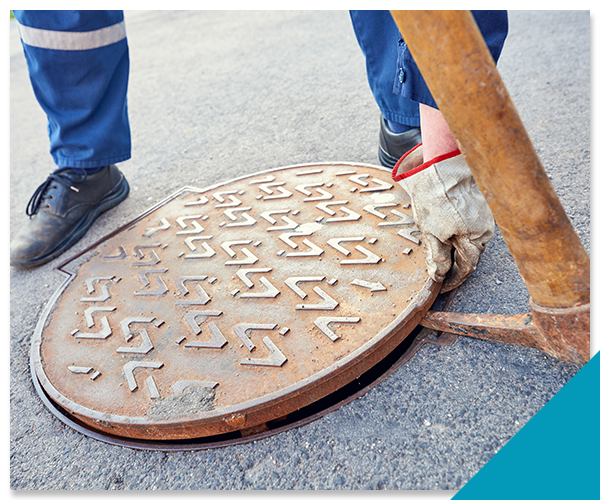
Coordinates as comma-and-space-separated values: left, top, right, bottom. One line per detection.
31, 163, 440, 442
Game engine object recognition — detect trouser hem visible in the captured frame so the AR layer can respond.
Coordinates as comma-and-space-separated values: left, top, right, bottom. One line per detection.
380, 109, 420, 128
51, 153, 131, 170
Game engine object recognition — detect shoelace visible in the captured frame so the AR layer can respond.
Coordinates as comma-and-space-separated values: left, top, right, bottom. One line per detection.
26, 167, 88, 217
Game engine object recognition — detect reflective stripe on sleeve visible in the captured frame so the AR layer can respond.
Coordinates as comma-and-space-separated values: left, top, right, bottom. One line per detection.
17, 20, 127, 50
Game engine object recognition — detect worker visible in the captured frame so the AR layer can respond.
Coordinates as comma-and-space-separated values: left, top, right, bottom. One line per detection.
10, 10, 131, 268
11, 9, 508, 295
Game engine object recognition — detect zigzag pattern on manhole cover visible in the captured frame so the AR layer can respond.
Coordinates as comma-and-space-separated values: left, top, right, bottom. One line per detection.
31, 163, 439, 441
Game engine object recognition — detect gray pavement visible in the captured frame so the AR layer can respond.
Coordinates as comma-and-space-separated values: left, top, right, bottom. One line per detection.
9, 11, 590, 491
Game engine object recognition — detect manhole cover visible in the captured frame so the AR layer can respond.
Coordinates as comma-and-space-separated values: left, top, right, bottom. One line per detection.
31, 163, 440, 441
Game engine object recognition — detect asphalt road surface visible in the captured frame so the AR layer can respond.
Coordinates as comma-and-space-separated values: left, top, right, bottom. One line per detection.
9, 10, 590, 491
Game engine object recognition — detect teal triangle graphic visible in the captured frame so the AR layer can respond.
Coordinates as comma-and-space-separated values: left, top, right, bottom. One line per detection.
453, 351, 599, 499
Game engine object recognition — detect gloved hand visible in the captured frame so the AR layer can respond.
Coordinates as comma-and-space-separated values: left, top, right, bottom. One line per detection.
392, 144, 495, 293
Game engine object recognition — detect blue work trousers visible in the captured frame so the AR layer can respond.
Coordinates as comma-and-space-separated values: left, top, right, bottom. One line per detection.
350, 10, 509, 126
13, 11, 507, 169
13, 10, 131, 170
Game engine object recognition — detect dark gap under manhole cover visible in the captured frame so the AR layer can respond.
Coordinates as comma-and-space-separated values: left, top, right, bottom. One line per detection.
32, 293, 455, 451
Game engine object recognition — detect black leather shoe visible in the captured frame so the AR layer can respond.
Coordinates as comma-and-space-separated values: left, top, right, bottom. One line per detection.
10, 165, 129, 268
378, 114, 422, 169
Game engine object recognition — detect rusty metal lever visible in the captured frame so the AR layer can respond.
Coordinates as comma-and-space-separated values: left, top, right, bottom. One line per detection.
420, 300, 590, 364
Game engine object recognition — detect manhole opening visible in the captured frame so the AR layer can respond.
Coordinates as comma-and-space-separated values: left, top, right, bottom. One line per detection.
33, 293, 454, 451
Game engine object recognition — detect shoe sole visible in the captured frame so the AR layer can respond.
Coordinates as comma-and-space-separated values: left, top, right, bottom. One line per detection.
378, 146, 400, 170
10, 175, 130, 269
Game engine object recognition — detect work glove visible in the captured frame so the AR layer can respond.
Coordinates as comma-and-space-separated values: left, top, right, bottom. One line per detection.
392, 144, 495, 293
